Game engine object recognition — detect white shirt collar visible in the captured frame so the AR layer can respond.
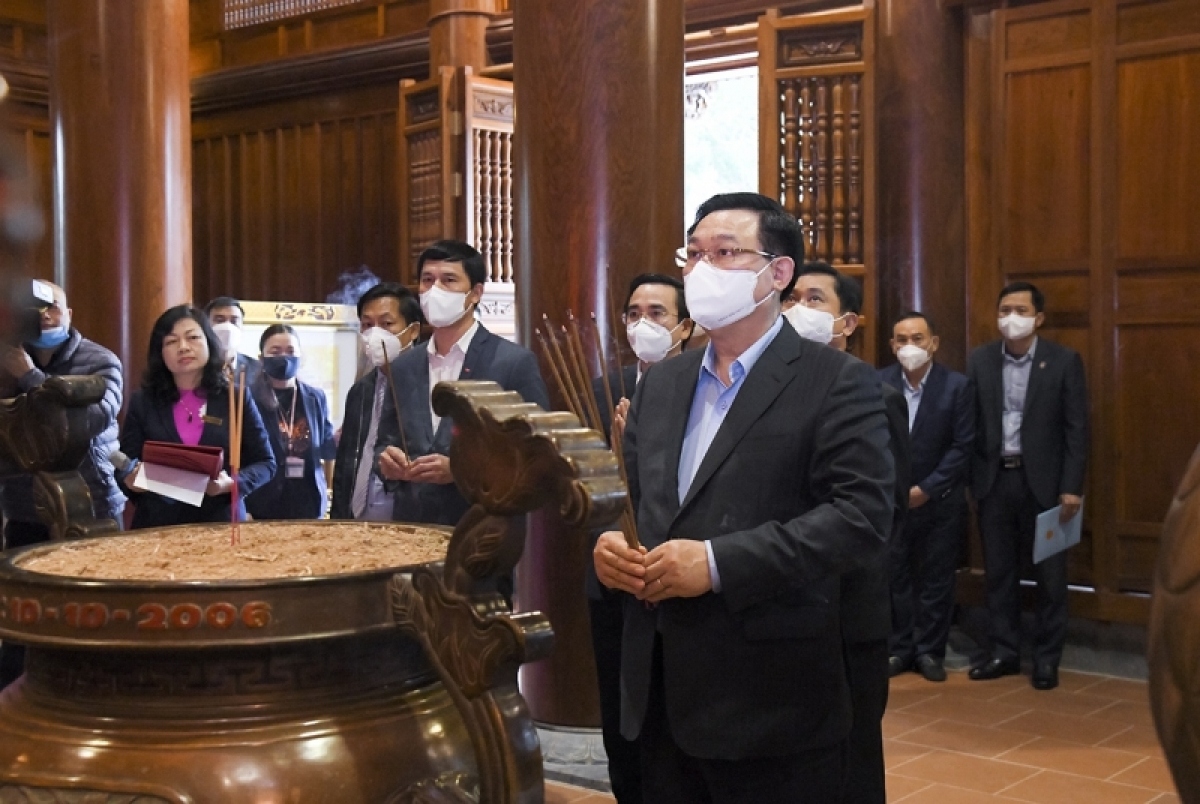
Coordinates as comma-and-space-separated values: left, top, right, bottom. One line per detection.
428, 319, 479, 360
903, 366, 931, 394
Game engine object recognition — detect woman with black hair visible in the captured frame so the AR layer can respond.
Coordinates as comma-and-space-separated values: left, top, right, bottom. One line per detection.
118, 305, 276, 529
244, 324, 336, 520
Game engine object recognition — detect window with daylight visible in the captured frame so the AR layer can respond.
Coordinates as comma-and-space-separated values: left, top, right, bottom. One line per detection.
684, 66, 759, 228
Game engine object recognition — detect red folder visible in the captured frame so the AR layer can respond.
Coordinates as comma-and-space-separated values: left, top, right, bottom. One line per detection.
142, 441, 225, 480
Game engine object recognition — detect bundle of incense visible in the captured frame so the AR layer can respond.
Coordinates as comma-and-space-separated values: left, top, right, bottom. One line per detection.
379, 341, 409, 457
536, 311, 639, 549
229, 367, 246, 546
580, 314, 639, 549
605, 273, 628, 400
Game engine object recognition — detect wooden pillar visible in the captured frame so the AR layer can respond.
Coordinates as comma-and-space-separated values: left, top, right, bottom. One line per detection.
47, 0, 192, 390
428, 0, 493, 76
513, 0, 684, 726
875, 1, 966, 369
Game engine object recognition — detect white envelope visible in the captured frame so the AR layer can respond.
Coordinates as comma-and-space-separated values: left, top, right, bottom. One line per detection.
1033, 498, 1085, 564
132, 462, 209, 507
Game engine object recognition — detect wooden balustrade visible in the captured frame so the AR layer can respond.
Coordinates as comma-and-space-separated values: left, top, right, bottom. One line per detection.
759, 7, 876, 362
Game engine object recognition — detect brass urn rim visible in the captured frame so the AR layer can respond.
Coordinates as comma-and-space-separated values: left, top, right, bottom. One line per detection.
0, 521, 452, 650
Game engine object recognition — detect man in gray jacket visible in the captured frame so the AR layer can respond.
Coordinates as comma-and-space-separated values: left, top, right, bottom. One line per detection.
1, 280, 125, 548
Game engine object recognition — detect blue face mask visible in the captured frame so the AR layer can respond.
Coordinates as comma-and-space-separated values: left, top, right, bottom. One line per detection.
262, 355, 300, 381
28, 326, 69, 350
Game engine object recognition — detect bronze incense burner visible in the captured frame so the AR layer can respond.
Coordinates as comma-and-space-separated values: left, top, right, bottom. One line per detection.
0, 380, 624, 803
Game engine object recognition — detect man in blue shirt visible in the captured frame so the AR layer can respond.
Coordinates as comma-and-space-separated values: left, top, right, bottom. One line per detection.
593, 193, 894, 802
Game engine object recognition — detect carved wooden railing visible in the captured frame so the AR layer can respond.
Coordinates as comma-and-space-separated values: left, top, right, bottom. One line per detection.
465, 76, 515, 285
759, 6, 876, 362
223, 0, 366, 30
398, 68, 516, 289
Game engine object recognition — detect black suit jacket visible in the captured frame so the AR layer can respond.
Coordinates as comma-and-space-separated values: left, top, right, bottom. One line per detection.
968, 338, 1089, 509
119, 388, 276, 529
376, 324, 550, 525
620, 322, 894, 760
838, 384, 910, 644
246, 380, 337, 520
593, 364, 640, 443
330, 368, 378, 520
880, 362, 972, 501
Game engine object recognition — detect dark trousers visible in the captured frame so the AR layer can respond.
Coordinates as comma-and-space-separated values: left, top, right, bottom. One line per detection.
889, 492, 966, 661
841, 638, 889, 804
977, 467, 1069, 667
639, 640, 846, 804
1, 520, 51, 689
588, 588, 642, 804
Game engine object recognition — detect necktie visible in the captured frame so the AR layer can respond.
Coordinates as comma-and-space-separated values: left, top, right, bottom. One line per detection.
351, 374, 386, 518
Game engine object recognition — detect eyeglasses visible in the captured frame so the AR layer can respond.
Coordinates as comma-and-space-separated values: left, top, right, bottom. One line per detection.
623, 309, 678, 327
675, 246, 779, 269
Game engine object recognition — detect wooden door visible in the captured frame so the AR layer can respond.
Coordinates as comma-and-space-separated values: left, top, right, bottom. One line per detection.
759, 5, 877, 363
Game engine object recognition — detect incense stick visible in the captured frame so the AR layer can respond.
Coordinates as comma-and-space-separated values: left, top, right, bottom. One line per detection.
591, 313, 617, 445
229, 367, 245, 546
543, 315, 588, 424
605, 271, 628, 401
535, 327, 584, 422
379, 341, 409, 457
566, 313, 605, 433
586, 314, 639, 549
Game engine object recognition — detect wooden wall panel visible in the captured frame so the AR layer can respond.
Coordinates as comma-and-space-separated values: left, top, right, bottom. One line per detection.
1005, 9, 1091, 60
1117, 0, 1200, 45
1116, 50, 1200, 261
189, 0, 434, 75
1002, 66, 1091, 267
192, 85, 400, 305
1114, 323, 1200, 533
968, 0, 1200, 617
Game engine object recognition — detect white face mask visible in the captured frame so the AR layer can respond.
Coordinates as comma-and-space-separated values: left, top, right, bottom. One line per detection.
211, 321, 242, 360
626, 319, 681, 364
683, 259, 774, 332
998, 313, 1036, 341
420, 284, 472, 329
361, 326, 408, 367
783, 303, 846, 345
896, 344, 932, 372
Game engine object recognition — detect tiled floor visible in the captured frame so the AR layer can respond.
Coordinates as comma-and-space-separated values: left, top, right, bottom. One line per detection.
545, 669, 1179, 803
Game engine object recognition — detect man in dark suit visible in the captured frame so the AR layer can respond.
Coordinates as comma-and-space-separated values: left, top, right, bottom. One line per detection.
376, 240, 548, 526
881, 312, 973, 683
786, 261, 910, 804
594, 193, 893, 802
589, 272, 693, 804
205, 296, 262, 387
595, 273, 693, 440
968, 281, 1089, 691
329, 282, 422, 521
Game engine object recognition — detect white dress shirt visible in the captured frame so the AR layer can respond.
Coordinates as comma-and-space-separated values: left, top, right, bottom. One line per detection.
428, 320, 479, 431
903, 367, 930, 432
1001, 337, 1037, 456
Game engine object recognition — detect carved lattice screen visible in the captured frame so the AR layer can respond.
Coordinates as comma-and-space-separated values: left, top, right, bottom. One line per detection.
222, 0, 365, 30
464, 75, 515, 284
759, 6, 876, 362
398, 69, 458, 284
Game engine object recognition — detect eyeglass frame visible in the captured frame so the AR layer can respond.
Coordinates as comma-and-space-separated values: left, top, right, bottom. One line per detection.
622, 308, 681, 327
675, 246, 780, 269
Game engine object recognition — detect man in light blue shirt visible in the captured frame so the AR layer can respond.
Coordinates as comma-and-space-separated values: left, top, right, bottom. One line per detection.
593, 193, 893, 803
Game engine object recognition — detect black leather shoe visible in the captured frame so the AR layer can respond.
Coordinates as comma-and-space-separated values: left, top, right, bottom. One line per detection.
915, 655, 947, 682
888, 656, 911, 678
968, 657, 1020, 681
1032, 663, 1059, 690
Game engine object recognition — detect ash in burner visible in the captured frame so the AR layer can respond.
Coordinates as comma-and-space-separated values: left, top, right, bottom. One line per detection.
17, 522, 450, 581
